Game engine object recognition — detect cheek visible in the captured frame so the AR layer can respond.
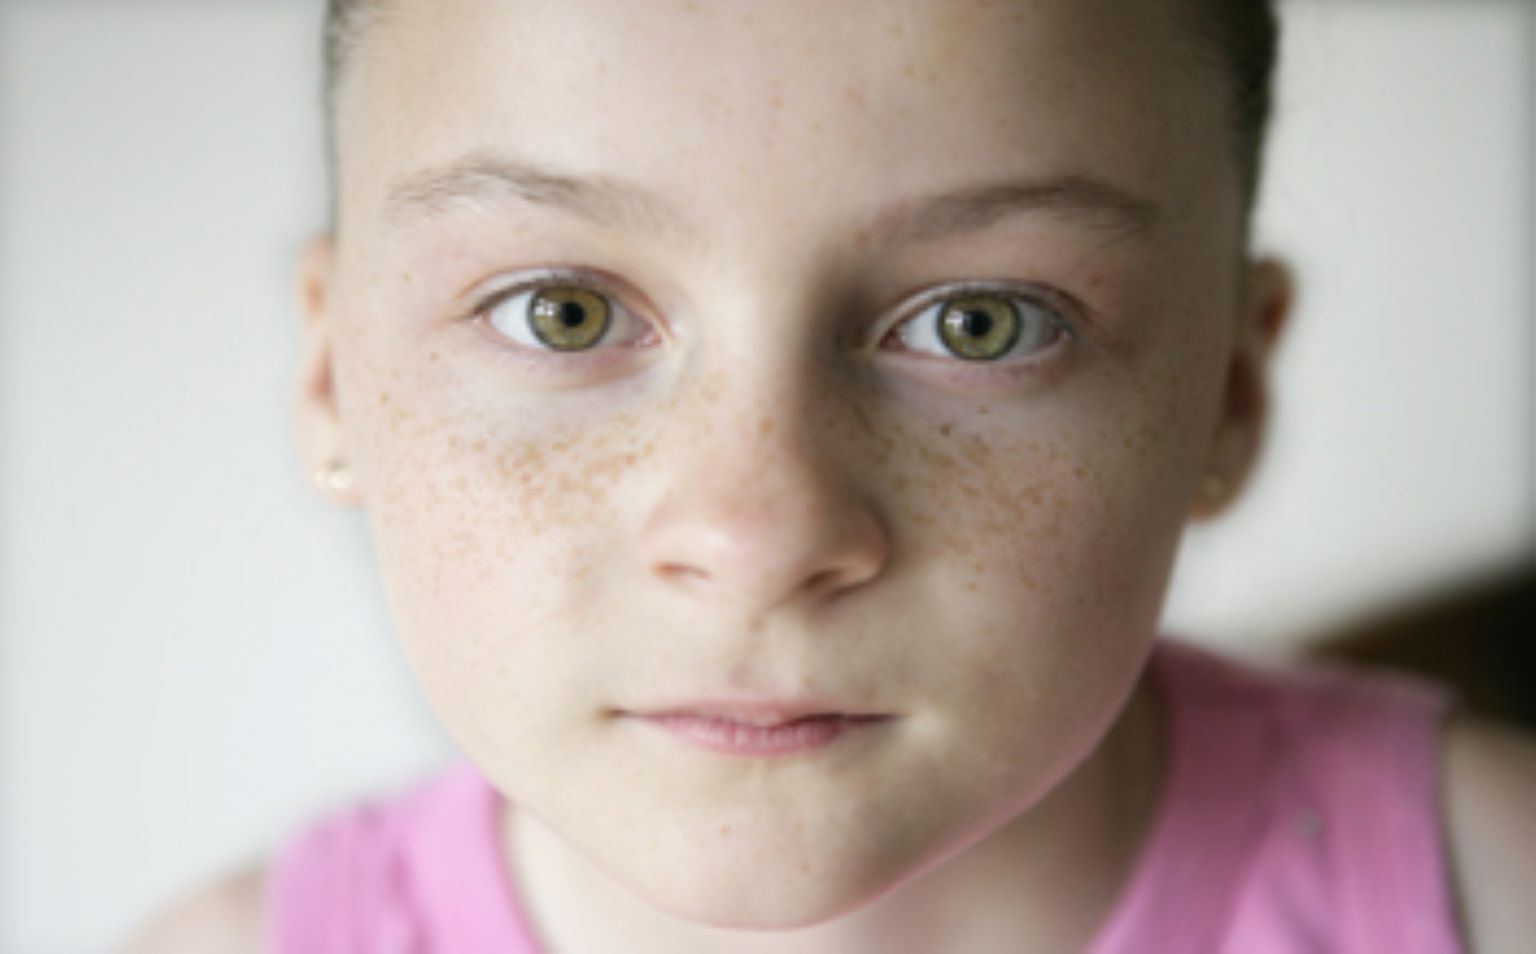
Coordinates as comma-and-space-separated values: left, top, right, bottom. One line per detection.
894, 385, 1203, 592
881, 357, 1215, 682
331, 334, 659, 698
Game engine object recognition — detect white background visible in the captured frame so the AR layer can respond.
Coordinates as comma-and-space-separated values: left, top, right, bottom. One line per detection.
1, 1, 1531, 950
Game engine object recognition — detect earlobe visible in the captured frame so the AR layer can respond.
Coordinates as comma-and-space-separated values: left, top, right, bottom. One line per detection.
1189, 257, 1295, 521
1244, 257, 1293, 360
294, 235, 360, 506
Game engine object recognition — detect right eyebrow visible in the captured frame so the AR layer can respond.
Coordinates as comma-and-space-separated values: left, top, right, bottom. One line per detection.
869, 175, 1165, 247
383, 151, 691, 239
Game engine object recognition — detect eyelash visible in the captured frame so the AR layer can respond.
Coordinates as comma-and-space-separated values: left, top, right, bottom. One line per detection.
879, 282, 1075, 365
468, 269, 656, 363
468, 270, 1076, 368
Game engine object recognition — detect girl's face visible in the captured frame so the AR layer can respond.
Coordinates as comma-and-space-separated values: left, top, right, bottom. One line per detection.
301, 0, 1280, 929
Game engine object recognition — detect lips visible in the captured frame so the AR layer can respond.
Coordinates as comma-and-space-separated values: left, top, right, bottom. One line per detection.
623, 700, 893, 756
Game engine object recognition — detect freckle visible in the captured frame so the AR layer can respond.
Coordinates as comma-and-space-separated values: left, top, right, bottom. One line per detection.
720, 825, 731, 836
428, 351, 440, 363
962, 440, 991, 466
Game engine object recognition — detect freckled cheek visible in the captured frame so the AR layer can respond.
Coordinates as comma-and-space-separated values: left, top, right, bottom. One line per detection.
881, 427, 1082, 586
885, 405, 1201, 611
347, 390, 658, 651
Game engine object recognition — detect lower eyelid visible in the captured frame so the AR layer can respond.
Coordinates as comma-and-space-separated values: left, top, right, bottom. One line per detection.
884, 294, 1072, 362
474, 278, 657, 353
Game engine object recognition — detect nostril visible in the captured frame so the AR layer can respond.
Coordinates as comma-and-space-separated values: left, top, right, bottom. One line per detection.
656, 562, 711, 588
803, 568, 843, 597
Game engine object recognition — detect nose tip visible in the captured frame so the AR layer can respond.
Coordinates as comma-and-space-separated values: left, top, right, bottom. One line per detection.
640, 459, 890, 612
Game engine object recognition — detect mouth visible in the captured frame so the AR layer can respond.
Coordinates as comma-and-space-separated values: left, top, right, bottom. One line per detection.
620, 701, 895, 756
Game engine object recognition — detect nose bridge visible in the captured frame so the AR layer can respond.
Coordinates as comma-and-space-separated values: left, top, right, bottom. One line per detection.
637, 321, 888, 616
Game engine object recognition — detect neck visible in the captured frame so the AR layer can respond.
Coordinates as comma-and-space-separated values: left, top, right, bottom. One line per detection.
501, 673, 1167, 954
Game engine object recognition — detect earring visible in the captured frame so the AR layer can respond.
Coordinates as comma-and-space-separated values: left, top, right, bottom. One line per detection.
315, 459, 355, 495
1199, 472, 1229, 503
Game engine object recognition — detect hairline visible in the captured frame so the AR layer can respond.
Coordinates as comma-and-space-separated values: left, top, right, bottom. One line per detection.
322, 0, 1274, 237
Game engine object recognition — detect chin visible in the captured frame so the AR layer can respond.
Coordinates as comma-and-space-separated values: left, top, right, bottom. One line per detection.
618, 844, 907, 931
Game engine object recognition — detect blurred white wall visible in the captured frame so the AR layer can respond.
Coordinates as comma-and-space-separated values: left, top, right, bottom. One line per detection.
0, 1, 1530, 949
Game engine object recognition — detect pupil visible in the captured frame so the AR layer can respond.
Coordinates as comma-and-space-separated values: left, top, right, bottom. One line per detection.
558, 301, 587, 328
960, 310, 993, 338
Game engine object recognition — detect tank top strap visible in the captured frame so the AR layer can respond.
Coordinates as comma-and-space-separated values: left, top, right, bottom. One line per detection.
1267, 654, 1463, 953
1090, 640, 1289, 952
264, 763, 542, 953
1091, 639, 1464, 952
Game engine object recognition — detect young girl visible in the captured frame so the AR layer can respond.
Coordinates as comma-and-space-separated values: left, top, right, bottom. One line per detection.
133, 0, 1536, 950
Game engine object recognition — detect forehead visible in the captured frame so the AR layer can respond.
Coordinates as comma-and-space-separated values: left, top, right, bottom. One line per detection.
337, 0, 1229, 242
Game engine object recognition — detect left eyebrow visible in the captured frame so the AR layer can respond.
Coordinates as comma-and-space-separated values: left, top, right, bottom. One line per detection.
382, 151, 690, 239
868, 174, 1164, 246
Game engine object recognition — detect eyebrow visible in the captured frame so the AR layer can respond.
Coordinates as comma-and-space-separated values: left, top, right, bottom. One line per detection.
385, 152, 687, 238
383, 152, 1162, 245
871, 175, 1163, 246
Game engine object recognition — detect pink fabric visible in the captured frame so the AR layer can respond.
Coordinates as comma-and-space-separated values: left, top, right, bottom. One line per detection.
265, 764, 541, 953
266, 639, 1464, 952
1088, 641, 1463, 954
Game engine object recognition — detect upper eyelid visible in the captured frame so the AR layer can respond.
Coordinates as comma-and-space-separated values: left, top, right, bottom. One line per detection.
467, 267, 634, 318
885, 282, 1077, 336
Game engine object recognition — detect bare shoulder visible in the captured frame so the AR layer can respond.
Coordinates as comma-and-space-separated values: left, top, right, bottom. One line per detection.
1443, 712, 1536, 954
122, 863, 266, 954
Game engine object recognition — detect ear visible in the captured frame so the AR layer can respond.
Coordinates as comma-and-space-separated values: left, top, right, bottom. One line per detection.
1189, 256, 1294, 520
294, 235, 361, 507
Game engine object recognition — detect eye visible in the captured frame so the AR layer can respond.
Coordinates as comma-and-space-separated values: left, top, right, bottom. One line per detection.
480, 280, 648, 353
891, 290, 1067, 362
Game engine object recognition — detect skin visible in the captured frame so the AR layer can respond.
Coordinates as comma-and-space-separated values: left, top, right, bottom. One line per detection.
125, 1, 1536, 950
286, 0, 1291, 950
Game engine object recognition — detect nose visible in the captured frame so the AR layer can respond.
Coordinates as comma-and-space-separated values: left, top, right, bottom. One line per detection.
638, 384, 889, 616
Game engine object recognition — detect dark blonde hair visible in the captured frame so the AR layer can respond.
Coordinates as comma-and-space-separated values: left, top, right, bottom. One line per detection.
322, 0, 1279, 213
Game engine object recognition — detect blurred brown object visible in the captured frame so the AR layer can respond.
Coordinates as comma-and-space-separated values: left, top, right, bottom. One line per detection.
1306, 563, 1536, 730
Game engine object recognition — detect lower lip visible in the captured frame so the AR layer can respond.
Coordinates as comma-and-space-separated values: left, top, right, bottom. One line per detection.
634, 714, 889, 756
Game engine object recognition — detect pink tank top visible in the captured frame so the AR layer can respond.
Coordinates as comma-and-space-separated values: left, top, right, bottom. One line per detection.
265, 639, 1464, 952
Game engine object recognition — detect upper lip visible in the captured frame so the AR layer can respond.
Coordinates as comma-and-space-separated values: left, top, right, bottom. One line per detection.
625, 699, 888, 728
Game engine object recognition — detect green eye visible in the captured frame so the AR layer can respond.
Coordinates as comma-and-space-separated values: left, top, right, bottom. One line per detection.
936, 295, 1022, 361
891, 290, 1065, 363
528, 286, 612, 351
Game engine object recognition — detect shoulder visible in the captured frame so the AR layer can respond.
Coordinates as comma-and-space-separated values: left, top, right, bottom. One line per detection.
1442, 712, 1536, 954
123, 863, 266, 954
